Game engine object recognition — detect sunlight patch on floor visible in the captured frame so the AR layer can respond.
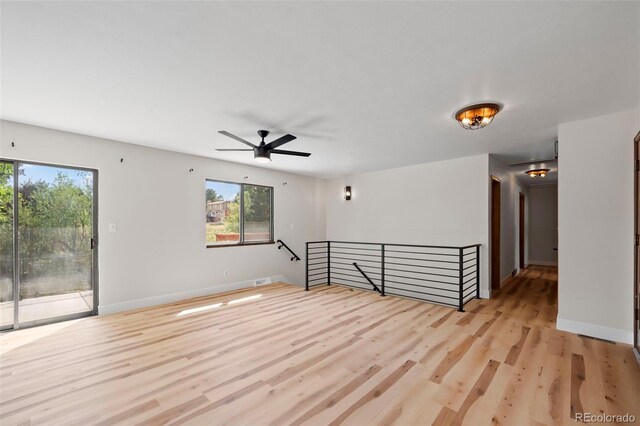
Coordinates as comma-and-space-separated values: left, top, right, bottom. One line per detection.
176, 294, 262, 317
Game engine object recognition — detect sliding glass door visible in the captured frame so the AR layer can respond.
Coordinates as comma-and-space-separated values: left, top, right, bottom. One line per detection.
0, 160, 98, 329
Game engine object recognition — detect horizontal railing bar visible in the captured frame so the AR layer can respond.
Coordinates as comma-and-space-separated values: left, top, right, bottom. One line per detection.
331, 273, 380, 285
385, 269, 458, 280
308, 267, 328, 273
307, 262, 328, 267
331, 260, 381, 269
384, 249, 458, 257
330, 258, 381, 265
382, 280, 459, 293
384, 266, 458, 278
463, 277, 476, 285
462, 264, 476, 271
330, 250, 381, 258
329, 245, 382, 252
462, 257, 476, 264
463, 284, 476, 293
306, 241, 481, 250
308, 278, 328, 283
332, 264, 381, 274
463, 289, 476, 299
383, 261, 459, 272
384, 255, 458, 265
384, 276, 458, 287
331, 269, 382, 278
463, 270, 476, 279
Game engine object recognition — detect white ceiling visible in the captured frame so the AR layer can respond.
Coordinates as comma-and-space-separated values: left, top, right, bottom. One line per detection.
1, 1, 639, 178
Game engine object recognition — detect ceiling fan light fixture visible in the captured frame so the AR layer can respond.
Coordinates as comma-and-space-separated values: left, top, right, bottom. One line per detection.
455, 103, 500, 130
254, 152, 271, 163
525, 168, 550, 178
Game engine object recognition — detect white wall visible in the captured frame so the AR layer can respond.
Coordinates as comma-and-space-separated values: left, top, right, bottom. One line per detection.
323, 154, 491, 297
527, 185, 558, 266
0, 120, 325, 314
558, 109, 637, 343
489, 156, 529, 285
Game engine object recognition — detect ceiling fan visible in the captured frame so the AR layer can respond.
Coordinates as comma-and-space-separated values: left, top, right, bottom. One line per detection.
216, 130, 311, 163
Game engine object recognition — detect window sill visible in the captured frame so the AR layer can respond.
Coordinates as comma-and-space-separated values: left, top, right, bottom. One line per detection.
206, 241, 275, 249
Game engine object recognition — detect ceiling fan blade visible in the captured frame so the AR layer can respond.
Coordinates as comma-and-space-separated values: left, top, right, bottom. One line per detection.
218, 131, 257, 148
271, 149, 311, 157
215, 149, 254, 151
266, 134, 296, 149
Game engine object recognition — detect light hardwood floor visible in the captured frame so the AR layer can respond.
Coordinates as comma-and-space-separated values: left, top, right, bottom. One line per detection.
0, 266, 638, 425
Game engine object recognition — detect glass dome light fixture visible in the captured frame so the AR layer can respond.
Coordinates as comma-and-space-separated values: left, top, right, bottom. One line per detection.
454, 103, 501, 130
525, 168, 550, 178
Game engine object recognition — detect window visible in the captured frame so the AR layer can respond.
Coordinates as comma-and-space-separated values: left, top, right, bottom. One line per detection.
205, 180, 273, 247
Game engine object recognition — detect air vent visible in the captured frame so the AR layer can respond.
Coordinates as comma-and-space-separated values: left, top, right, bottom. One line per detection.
254, 277, 272, 287
577, 334, 616, 345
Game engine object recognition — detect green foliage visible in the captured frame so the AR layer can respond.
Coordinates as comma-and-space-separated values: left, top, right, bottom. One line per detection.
206, 188, 223, 202
223, 201, 240, 233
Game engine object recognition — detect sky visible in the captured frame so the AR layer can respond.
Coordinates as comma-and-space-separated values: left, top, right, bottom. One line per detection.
206, 180, 240, 201
20, 164, 92, 187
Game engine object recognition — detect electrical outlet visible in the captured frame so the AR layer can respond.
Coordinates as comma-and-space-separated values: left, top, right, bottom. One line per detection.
109, 223, 117, 233
224, 270, 229, 278
290, 224, 295, 230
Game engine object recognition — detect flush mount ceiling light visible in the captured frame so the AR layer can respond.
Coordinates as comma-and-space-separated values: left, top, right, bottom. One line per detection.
525, 168, 550, 178
454, 103, 500, 130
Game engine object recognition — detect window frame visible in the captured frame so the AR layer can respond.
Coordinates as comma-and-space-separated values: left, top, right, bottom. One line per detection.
205, 179, 275, 248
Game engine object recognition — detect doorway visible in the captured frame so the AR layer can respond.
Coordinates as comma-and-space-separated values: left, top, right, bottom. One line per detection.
519, 192, 525, 270
491, 176, 501, 292
0, 160, 98, 330
634, 131, 639, 359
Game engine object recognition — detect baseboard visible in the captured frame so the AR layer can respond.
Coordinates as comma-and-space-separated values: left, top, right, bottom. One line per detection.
528, 260, 558, 266
479, 289, 491, 299
556, 315, 633, 344
99, 275, 292, 315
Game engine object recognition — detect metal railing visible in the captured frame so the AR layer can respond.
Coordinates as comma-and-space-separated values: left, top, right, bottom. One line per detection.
277, 239, 301, 261
305, 241, 481, 312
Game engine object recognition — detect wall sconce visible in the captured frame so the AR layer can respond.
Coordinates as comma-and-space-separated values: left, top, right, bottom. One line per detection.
344, 186, 352, 200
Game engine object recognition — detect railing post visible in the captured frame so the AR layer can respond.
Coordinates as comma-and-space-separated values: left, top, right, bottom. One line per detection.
458, 247, 464, 312
476, 245, 480, 299
381, 244, 385, 296
305, 242, 309, 291
327, 241, 331, 286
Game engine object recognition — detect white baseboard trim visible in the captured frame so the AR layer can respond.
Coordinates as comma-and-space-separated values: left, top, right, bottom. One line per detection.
556, 315, 633, 344
528, 260, 558, 266
99, 275, 292, 315
479, 289, 491, 299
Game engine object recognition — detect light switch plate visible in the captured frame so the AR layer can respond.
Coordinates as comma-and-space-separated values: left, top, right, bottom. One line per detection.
109, 223, 117, 233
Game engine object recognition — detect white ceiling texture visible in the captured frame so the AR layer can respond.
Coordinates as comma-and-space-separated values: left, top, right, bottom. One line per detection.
1, 1, 639, 179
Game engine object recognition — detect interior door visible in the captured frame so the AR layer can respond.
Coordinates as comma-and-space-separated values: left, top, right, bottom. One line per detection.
519, 192, 525, 270
634, 132, 639, 358
491, 177, 501, 291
